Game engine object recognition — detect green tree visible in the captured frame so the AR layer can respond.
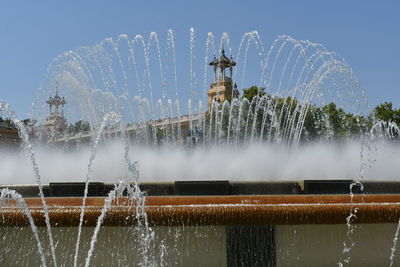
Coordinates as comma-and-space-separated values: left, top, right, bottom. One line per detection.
372, 102, 400, 125
302, 105, 327, 141
0, 117, 15, 128
68, 120, 90, 134
322, 103, 347, 138
242, 86, 266, 102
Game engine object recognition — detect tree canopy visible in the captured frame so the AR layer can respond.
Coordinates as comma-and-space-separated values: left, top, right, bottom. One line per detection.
242, 86, 266, 102
67, 120, 90, 134
372, 102, 400, 126
240, 85, 397, 142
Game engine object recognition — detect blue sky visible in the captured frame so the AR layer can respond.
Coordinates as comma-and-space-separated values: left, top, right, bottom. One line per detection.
0, 0, 399, 118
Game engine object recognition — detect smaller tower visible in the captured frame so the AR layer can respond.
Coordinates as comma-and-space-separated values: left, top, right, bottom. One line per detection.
43, 83, 68, 139
208, 47, 239, 112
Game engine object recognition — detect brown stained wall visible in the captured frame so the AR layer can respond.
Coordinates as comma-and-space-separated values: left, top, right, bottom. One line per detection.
2, 195, 400, 227
0, 127, 20, 147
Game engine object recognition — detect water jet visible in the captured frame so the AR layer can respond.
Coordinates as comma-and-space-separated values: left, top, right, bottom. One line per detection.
0, 30, 399, 266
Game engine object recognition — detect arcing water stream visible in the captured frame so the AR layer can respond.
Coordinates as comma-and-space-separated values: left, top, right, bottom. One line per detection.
0, 30, 399, 266
31, 30, 367, 147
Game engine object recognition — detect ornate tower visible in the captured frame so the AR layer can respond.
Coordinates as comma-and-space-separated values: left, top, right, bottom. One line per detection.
43, 84, 68, 139
208, 47, 239, 112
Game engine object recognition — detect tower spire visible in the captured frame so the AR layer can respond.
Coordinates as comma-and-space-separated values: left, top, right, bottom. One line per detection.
208, 45, 236, 82
43, 81, 68, 140
55, 81, 59, 96
207, 48, 239, 112
46, 81, 66, 116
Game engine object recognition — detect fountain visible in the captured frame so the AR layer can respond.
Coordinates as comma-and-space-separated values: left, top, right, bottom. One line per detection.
0, 29, 399, 266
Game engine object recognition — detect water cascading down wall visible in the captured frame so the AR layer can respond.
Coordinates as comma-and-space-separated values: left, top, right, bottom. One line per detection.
2, 181, 400, 266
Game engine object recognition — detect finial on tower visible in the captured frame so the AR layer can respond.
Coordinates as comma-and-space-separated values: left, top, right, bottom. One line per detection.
46, 81, 67, 116
55, 81, 59, 96
208, 45, 236, 82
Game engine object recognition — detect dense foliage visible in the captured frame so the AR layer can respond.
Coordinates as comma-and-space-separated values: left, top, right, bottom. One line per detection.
241, 86, 398, 142
67, 120, 90, 134
0, 117, 32, 129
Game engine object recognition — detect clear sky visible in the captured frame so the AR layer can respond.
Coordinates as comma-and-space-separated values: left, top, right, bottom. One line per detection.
0, 0, 399, 118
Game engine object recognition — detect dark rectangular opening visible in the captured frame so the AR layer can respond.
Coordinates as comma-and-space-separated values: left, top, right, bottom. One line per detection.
175, 180, 230, 195
226, 225, 276, 267
304, 180, 362, 194
49, 182, 105, 197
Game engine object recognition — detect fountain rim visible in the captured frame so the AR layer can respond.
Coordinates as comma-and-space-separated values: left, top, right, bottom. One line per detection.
2, 194, 400, 227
